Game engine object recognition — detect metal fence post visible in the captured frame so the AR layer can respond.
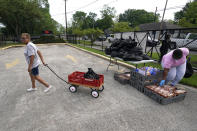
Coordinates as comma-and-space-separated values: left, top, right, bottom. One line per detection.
73, 35, 74, 44
102, 39, 104, 51
79, 36, 80, 44
75, 35, 76, 44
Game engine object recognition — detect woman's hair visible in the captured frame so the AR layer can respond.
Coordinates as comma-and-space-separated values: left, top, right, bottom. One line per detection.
172, 49, 183, 60
21, 33, 31, 40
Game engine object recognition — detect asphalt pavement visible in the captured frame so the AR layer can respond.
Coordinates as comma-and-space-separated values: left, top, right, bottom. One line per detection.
0, 44, 197, 131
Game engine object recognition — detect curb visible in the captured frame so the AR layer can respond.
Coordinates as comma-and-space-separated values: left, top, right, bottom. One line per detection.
36, 43, 66, 46
0, 45, 25, 50
65, 43, 135, 69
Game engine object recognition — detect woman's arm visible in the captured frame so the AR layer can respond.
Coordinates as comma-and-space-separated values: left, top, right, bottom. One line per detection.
162, 68, 169, 80
159, 68, 169, 86
37, 50, 46, 65
28, 55, 34, 72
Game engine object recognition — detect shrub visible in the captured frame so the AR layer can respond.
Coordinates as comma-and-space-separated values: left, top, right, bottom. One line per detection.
33, 35, 65, 44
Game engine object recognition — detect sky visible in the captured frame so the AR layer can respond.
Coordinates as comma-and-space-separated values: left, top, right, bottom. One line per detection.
48, 0, 191, 27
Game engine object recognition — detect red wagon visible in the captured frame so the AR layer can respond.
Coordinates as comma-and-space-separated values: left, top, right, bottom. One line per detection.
68, 71, 104, 98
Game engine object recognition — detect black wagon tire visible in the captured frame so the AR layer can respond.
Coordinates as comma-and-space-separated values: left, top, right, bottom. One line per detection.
69, 85, 77, 93
99, 85, 104, 92
91, 90, 99, 98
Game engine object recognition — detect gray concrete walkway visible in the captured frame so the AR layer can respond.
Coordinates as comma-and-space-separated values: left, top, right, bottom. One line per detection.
0, 45, 197, 131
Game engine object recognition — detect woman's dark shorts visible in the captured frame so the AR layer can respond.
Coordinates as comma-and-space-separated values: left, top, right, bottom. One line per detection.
31, 66, 39, 76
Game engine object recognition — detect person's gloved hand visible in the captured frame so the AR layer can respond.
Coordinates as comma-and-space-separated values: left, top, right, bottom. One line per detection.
159, 80, 165, 86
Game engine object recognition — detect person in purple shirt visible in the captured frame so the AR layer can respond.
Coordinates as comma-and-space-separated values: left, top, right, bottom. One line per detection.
160, 48, 189, 86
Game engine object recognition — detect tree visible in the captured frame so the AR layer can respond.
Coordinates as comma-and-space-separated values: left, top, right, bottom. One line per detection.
100, 5, 116, 18
73, 28, 84, 43
0, 0, 59, 37
71, 5, 115, 31
71, 11, 97, 30
56, 23, 66, 35
165, 19, 175, 24
175, 0, 197, 27
111, 22, 132, 33
119, 9, 159, 27
83, 28, 103, 44
72, 11, 87, 29
67, 27, 73, 35
174, 0, 197, 23
85, 12, 97, 29
95, 16, 114, 31
95, 5, 116, 31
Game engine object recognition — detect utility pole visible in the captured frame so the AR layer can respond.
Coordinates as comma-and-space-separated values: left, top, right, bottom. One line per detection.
161, 0, 168, 24
65, 0, 68, 39
158, 0, 168, 40
153, 7, 158, 40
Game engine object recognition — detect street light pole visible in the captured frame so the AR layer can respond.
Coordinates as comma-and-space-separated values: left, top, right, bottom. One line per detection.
65, 0, 68, 39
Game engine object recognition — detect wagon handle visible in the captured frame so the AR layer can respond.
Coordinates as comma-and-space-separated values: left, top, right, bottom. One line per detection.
45, 64, 69, 84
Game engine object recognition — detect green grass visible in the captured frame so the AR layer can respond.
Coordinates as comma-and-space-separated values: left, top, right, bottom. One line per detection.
76, 40, 99, 46
69, 43, 197, 88
69, 43, 106, 56
75, 40, 104, 47
180, 73, 197, 87
78, 40, 92, 46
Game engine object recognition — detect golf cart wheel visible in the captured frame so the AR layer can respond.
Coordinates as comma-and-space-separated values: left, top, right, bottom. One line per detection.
69, 85, 77, 93
91, 90, 99, 98
99, 85, 104, 92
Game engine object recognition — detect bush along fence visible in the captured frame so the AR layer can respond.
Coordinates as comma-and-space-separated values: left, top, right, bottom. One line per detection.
0, 35, 19, 47
0, 34, 66, 47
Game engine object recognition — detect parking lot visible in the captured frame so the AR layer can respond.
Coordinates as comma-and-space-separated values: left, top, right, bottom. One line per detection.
0, 44, 197, 131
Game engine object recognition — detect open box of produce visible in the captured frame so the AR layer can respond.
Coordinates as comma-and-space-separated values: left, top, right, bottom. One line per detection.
144, 85, 187, 105
114, 72, 130, 85
130, 67, 163, 91
132, 67, 163, 82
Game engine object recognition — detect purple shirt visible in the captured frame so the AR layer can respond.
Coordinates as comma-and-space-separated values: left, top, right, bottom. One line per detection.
162, 48, 189, 69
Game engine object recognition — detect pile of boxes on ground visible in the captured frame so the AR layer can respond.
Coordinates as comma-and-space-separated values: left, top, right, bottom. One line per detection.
114, 67, 187, 105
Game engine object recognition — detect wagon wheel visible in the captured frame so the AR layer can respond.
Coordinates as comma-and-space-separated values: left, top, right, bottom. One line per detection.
91, 90, 99, 98
69, 85, 77, 93
99, 85, 104, 92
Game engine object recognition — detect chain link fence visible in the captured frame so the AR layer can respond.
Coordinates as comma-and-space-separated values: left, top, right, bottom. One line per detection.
66, 34, 108, 51
0, 35, 18, 47
66, 28, 197, 70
